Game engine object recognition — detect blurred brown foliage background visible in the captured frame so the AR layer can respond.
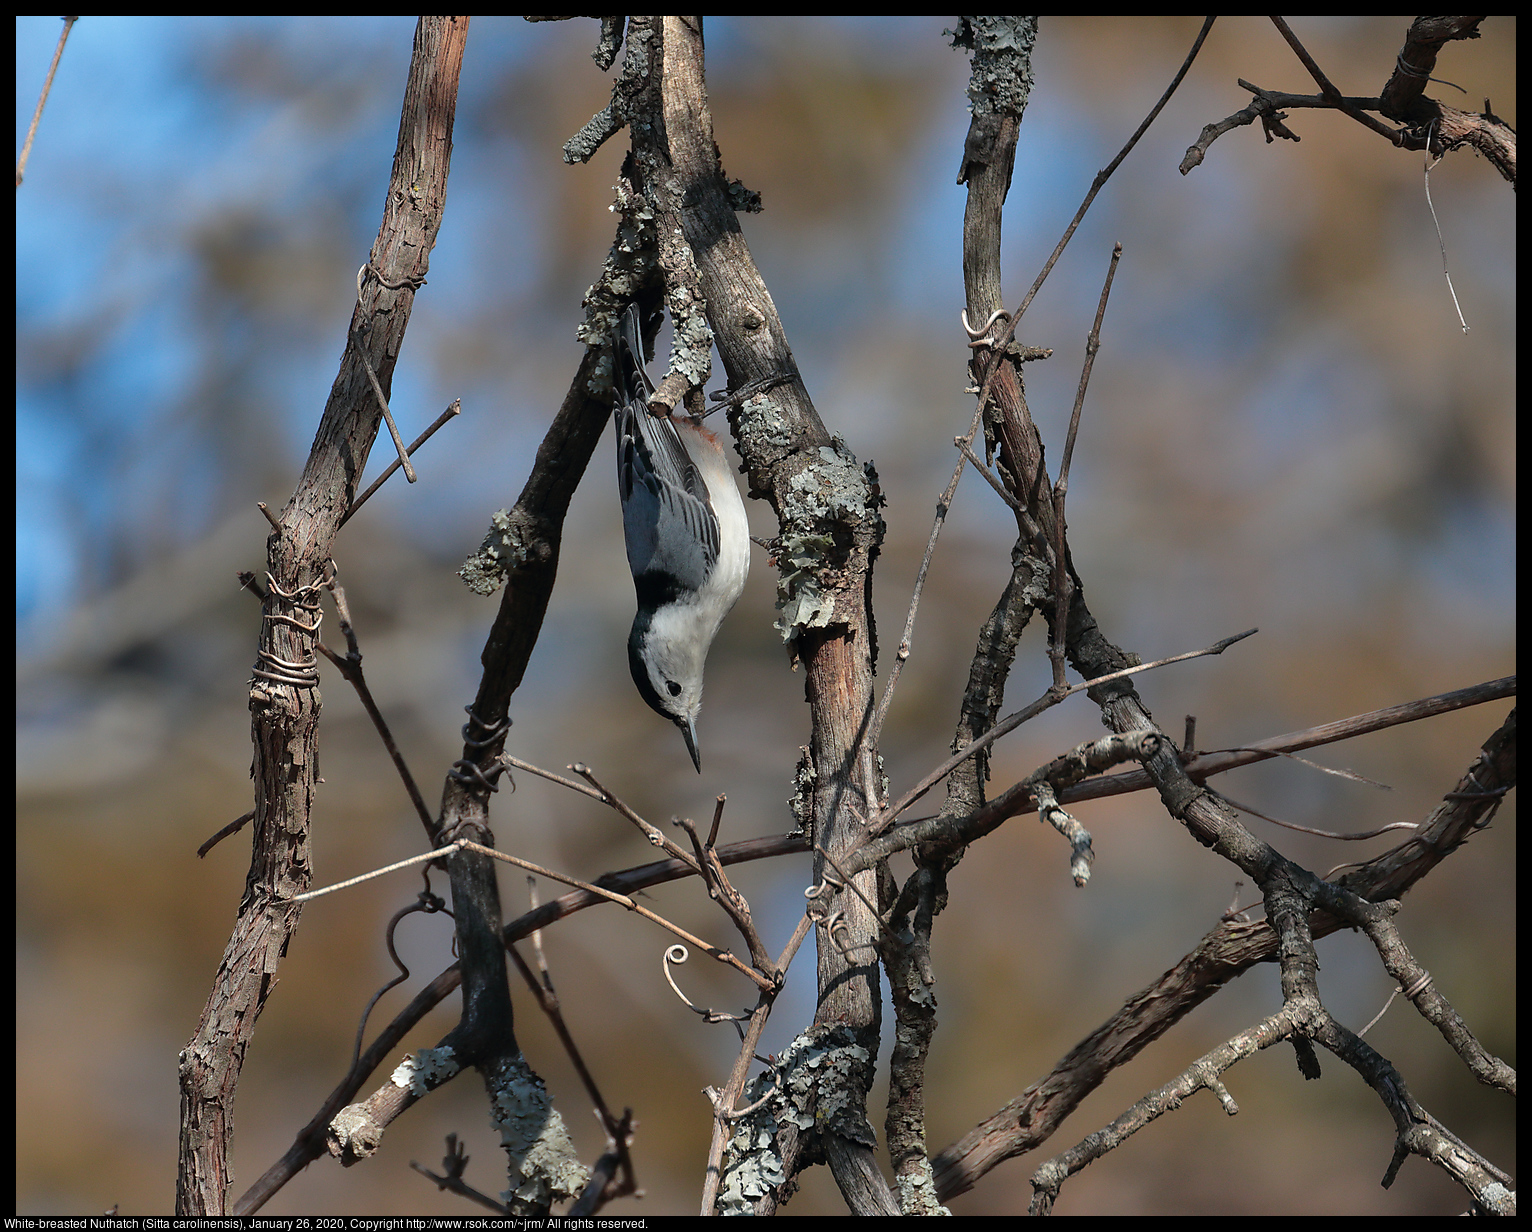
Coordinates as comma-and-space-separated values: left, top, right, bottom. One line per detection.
16, 16, 1513, 1215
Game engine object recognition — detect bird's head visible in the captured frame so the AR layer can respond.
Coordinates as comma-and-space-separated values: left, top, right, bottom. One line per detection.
628, 606, 708, 772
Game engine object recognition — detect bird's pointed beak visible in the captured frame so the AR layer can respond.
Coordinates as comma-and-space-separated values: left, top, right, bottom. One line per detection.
681, 716, 702, 773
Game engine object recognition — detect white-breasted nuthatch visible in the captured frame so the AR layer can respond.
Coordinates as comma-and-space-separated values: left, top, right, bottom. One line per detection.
614, 304, 750, 772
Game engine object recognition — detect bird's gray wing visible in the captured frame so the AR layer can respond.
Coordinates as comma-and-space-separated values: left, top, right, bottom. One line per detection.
614, 305, 720, 592
616, 402, 720, 592
614, 303, 654, 404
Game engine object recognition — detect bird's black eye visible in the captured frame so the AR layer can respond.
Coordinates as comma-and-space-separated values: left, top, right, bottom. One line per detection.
666, 680, 681, 696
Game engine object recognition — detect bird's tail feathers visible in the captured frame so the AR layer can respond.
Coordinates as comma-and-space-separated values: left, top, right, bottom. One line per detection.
615, 303, 653, 405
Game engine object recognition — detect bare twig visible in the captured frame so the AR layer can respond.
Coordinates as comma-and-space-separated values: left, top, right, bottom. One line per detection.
867, 628, 1256, 841
971, 18, 1215, 419
197, 810, 255, 857
852, 676, 1512, 877
341, 399, 462, 527
504, 924, 637, 1207
874, 18, 1214, 749
1047, 243, 1121, 690
450, 838, 774, 993
16, 16, 77, 189
410, 1135, 509, 1214
1270, 16, 1405, 143
316, 570, 438, 841
674, 806, 777, 975
572, 763, 703, 875
497, 752, 606, 802
1184, 18, 1504, 174
349, 318, 418, 484
700, 910, 816, 1215
1355, 904, 1516, 1096
290, 846, 461, 904
932, 706, 1515, 1201
865, 399, 986, 755
956, 437, 1031, 518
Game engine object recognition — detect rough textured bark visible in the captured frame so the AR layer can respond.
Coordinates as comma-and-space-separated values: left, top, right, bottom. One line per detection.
177, 18, 469, 1215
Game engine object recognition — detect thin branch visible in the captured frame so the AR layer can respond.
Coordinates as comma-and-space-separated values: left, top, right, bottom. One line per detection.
316, 569, 438, 842
866, 628, 1256, 842
931, 705, 1515, 1201
1029, 1007, 1292, 1213
1054, 243, 1121, 504
1270, 16, 1405, 143
1355, 904, 1516, 1096
410, 1136, 510, 1214
701, 911, 816, 1216
349, 321, 418, 483
498, 752, 606, 802
290, 845, 460, 904
956, 437, 1028, 516
16, 16, 77, 189
876, 17, 1213, 749
970, 17, 1215, 417
184, 20, 469, 1215
1206, 788, 1416, 842
854, 676, 1512, 876
341, 398, 462, 527
451, 839, 774, 993
865, 399, 985, 755
1184, 17, 1504, 174
1048, 242, 1121, 690
572, 763, 704, 875
1012, 676, 1515, 817
674, 806, 777, 975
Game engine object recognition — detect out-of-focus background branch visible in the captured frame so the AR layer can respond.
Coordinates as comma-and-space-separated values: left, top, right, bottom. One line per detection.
17, 16, 1512, 1215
